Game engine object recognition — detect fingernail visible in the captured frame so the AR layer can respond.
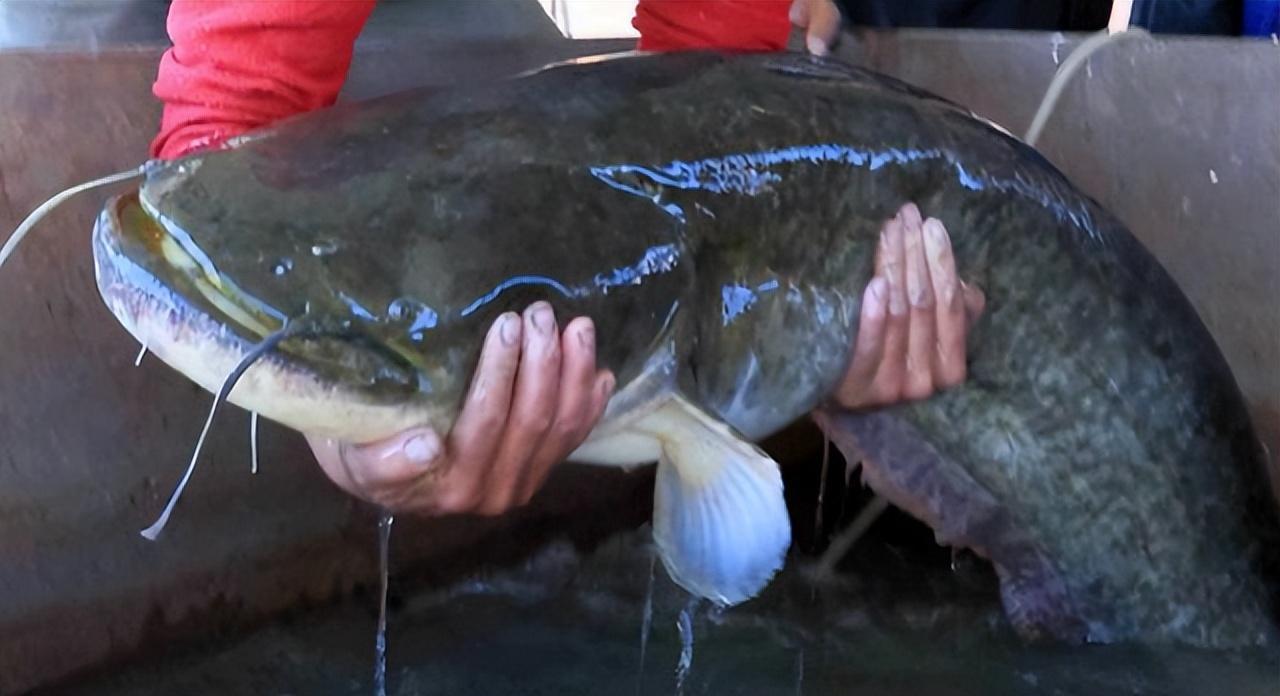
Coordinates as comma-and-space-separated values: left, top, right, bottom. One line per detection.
499, 313, 520, 345
868, 276, 887, 301
925, 219, 947, 246
908, 267, 929, 306
601, 374, 616, 397
402, 431, 441, 468
806, 35, 828, 56
577, 322, 595, 349
888, 276, 907, 315
530, 302, 553, 333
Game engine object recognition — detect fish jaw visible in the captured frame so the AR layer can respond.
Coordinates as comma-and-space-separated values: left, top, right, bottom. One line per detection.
91, 193, 446, 444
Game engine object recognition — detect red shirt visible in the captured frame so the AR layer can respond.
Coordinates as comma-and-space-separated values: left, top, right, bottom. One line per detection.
150, 0, 791, 160
633, 0, 792, 52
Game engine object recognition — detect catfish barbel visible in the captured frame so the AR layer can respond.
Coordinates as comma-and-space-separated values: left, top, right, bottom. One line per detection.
18, 51, 1277, 648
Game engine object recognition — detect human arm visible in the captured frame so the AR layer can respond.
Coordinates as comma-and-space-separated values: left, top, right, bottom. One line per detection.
151, 0, 376, 159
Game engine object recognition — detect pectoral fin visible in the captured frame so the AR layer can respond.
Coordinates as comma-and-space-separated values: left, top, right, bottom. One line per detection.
637, 395, 792, 606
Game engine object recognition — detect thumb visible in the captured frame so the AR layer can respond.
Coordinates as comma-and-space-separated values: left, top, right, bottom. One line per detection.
310, 427, 444, 496
345, 428, 444, 486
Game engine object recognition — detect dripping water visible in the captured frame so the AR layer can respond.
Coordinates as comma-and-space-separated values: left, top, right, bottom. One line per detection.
815, 491, 889, 578
813, 431, 831, 545
674, 598, 699, 695
635, 551, 656, 696
134, 344, 147, 367
249, 412, 259, 475
794, 647, 805, 696
373, 511, 395, 696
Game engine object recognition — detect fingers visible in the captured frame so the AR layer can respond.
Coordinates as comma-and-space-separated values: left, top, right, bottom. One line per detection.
483, 302, 562, 514
868, 209, 909, 401
833, 202, 986, 412
807, 0, 843, 55
790, 0, 843, 56
901, 204, 938, 401
962, 279, 987, 323
430, 311, 523, 513
307, 305, 617, 519
923, 217, 968, 388
789, 0, 810, 26
522, 317, 612, 501
833, 276, 888, 406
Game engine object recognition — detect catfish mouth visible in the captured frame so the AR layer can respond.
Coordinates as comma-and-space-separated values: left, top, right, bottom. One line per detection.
91, 191, 441, 443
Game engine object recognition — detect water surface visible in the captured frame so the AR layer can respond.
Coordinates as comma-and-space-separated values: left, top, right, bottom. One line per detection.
44, 527, 1278, 695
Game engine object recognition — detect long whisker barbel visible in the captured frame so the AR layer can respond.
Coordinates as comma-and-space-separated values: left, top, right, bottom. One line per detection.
0, 166, 147, 270
141, 323, 311, 540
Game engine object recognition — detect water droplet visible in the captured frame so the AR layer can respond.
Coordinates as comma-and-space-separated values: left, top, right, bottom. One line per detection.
411, 331, 425, 342
388, 298, 439, 334
272, 258, 294, 276
387, 298, 412, 321
675, 600, 698, 695
310, 240, 339, 257
1208, 169, 1219, 184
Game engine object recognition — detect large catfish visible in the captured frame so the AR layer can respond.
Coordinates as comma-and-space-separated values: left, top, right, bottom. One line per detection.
86, 51, 1278, 647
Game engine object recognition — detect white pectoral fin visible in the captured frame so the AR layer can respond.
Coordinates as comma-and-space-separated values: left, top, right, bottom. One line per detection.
567, 429, 663, 467
643, 396, 792, 606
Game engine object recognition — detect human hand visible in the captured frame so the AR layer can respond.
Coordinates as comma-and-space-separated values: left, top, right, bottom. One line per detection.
834, 203, 986, 410
789, 0, 843, 56
305, 302, 615, 516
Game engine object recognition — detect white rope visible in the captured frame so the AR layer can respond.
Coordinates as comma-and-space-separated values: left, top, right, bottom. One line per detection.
1024, 24, 1149, 147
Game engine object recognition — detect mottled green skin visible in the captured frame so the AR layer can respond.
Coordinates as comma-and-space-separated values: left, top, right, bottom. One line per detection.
120, 52, 1276, 647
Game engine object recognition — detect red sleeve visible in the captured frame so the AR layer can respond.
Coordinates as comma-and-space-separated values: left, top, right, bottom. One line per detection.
633, 0, 792, 52
150, 0, 376, 160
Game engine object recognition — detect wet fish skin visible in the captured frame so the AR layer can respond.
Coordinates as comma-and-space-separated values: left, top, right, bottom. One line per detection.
94, 51, 1279, 647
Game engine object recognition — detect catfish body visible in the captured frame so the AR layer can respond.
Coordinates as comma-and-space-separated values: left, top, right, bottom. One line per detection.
93, 51, 1279, 647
